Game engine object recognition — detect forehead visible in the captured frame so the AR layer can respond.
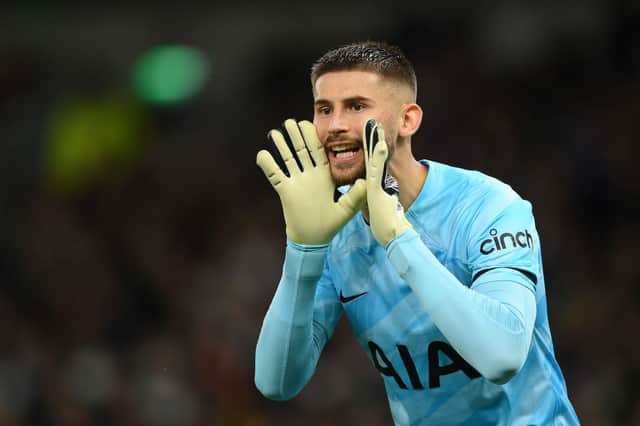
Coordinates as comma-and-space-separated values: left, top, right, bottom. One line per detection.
313, 70, 390, 101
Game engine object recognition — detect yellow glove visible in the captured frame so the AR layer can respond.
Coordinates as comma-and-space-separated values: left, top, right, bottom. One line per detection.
363, 119, 412, 247
257, 119, 367, 245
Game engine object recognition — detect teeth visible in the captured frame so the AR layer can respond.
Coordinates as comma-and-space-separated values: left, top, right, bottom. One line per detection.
332, 145, 356, 152
336, 151, 356, 159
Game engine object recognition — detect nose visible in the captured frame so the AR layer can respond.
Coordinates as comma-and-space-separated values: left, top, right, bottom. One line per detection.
327, 110, 349, 137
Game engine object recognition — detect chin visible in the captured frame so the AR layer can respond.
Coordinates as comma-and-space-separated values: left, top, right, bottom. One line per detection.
329, 161, 365, 186
331, 170, 365, 187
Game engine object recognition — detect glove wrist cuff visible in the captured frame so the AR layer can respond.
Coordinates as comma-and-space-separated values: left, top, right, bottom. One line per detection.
285, 240, 328, 282
287, 240, 330, 253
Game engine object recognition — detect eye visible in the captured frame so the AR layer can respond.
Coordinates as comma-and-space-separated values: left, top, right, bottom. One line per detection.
317, 105, 331, 115
351, 103, 366, 112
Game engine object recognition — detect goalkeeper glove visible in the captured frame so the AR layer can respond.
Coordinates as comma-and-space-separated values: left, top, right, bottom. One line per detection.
256, 119, 367, 245
363, 119, 412, 247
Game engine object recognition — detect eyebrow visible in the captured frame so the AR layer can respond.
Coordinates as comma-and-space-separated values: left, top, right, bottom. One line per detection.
314, 96, 374, 106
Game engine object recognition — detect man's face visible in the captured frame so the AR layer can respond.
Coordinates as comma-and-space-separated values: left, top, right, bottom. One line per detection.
313, 70, 401, 186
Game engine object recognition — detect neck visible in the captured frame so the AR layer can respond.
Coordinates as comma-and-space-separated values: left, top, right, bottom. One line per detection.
390, 154, 428, 211
361, 148, 428, 220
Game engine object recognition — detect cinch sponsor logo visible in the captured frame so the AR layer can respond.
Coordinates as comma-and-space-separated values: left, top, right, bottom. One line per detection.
480, 228, 533, 255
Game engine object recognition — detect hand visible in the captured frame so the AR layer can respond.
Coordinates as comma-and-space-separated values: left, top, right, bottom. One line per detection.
257, 119, 366, 245
363, 119, 412, 247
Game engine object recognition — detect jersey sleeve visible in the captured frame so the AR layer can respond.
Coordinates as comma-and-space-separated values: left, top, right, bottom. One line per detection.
254, 242, 342, 400
467, 198, 540, 293
312, 259, 344, 344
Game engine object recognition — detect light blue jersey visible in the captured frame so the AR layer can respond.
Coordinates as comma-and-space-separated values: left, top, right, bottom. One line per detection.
255, 160, 579, 425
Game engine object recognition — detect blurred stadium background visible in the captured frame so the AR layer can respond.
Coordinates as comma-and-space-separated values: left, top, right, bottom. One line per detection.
0, 1, 638, 425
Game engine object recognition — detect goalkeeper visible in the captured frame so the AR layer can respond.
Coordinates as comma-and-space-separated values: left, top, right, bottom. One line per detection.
254, 41, 580, 425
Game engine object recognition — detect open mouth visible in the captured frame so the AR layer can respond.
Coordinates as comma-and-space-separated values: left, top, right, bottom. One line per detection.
328, 144, 362, 161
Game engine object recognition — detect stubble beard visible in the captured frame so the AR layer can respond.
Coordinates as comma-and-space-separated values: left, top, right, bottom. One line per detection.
330, 159, 366, 187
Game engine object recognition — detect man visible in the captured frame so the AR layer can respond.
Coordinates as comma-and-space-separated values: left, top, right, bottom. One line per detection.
254, 41, 580, 425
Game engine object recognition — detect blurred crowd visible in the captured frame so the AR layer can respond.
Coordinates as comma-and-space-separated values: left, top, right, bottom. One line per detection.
0, 2, 638, 425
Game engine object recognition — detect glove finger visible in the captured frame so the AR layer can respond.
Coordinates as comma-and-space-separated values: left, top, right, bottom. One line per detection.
269, 129, 301, 176
372, 135, 389, 167
256, 149, 286, 190
284, 119, 315, 171
370, 121, 380, 156
368, 135, 389, 187
363, 119, 376, 168
299, 120, 329, 167
374, 125, 392, 192
374, 124, 385, 150
337, 178, 366, 213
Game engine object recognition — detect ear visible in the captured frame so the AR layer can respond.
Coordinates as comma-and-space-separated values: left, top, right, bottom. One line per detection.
398, 103, 423, 138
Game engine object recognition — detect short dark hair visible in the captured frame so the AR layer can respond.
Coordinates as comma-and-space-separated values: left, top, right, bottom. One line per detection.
310, 41, 417, 97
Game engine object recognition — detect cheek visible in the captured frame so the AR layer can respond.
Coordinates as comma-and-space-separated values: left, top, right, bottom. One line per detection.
312, 118, 326, 140
375, 112, 395, 134
382, 128, 399, 156
379, 119, 397, 142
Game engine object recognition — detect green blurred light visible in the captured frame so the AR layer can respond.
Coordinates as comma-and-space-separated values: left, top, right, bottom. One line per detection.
132, 45, 209, 105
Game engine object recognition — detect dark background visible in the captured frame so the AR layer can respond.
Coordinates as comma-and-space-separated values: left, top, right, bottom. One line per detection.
0, 1, 638, 425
